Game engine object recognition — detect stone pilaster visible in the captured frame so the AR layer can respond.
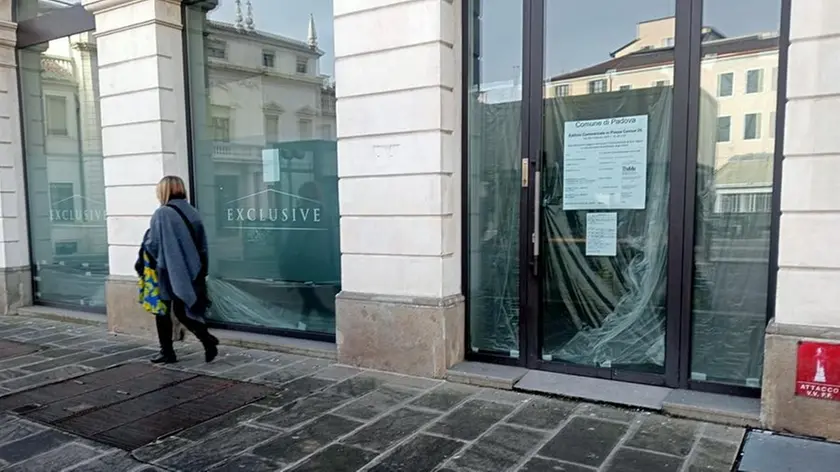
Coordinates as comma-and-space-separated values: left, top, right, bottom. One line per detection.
0, 2, 32, 314
761, 0, 840, 440
82, 0, 190, 335
333, 0, 464, 378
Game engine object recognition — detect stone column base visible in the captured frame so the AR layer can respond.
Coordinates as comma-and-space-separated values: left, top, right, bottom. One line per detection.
0, 266, 32, 315
335, 292, 465, 378
106, 276, 184, 341
762, 319, 840, 440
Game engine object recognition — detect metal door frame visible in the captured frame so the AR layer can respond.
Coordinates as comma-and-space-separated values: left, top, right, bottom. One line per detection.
462, 0, 791, 396
518, 0, 695, 388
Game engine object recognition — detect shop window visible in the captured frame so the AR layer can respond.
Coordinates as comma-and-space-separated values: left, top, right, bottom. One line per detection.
746, 69, 763, 94
716, 116, 731, 142
466, 0, 524, 356
262, 51, 275, 68
717, 72, 733, 97
691, 0, 782, 388
744, 113, 761, 140
185, 0, 339, 337
20, 31, 107, 311
45, 95, 68, 136
588, 79, 607, 94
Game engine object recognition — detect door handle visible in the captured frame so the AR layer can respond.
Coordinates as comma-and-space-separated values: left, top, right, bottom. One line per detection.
521, 158, 529, 187
532, 170, 541, 276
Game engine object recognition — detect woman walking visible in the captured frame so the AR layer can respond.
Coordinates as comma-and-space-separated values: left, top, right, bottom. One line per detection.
138, 176, 218, 364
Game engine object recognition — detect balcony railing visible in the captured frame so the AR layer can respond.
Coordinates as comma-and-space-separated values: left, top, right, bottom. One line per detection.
320, 95, 336, 114
41, 56, 75, 82
213, 142, 259, 159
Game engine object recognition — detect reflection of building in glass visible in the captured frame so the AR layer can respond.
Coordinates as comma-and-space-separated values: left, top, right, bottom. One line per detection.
546, 17, 778, 214
473, 80, 522, 105
21, 31, 107, 309
204, 16, 336, 150
187, 5, 339, 335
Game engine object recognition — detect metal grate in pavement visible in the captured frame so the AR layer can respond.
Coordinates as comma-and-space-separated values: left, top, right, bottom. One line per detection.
0, 363, 276, 451
94, 382, 275, 450
0, 362, 153, 412
737, 429, 840, 471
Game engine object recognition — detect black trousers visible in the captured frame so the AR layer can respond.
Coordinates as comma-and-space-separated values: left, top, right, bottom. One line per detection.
156, 299, 215, 356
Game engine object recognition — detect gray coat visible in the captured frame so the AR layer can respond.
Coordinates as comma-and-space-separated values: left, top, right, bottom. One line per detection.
142, 198, 208, 321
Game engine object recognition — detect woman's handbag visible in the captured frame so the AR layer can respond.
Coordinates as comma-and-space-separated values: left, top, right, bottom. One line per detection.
137, 248, 168, 315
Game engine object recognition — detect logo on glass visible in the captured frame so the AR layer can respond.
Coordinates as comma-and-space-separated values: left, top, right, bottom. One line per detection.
224, 185, 324, 231
50, 195, 106, 223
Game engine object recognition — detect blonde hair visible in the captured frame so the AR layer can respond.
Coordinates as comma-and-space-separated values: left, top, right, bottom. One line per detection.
156, 176, 188, 205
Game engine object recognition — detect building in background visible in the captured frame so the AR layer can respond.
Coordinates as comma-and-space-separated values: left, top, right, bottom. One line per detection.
0, 0, 838, 444
548, 17, 777, 211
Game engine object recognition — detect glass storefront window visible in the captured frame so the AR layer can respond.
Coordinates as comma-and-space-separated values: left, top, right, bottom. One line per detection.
20, 32, 107, 310
690, 0, 782, 387
466, 0, 524, 357
185, 0, 338, 336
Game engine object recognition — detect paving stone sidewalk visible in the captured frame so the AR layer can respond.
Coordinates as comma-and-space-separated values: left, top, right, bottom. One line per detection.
0, 315, 744, 471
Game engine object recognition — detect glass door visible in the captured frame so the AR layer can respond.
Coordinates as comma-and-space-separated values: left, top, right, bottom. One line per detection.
525, 0, 688, 384
467, 0, 783, 393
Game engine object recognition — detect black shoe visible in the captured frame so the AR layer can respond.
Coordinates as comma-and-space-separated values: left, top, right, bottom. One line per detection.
151, 352, 177, 364
204, 342, 218, 363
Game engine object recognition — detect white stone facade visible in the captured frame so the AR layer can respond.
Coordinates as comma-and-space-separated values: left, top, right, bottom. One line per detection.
83, 0, 191, 278
0, 0, 28, 272
335, 0, 461, 300
776, 0, 840, 329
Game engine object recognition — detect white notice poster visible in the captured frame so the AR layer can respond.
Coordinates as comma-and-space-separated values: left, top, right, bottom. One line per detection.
586, 212, 618, 257
562, 115, 648, 210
